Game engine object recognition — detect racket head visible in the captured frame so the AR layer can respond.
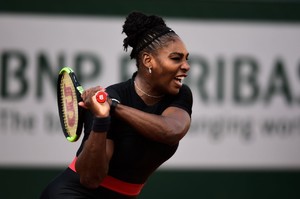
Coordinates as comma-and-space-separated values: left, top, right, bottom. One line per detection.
57, 67, 84, 142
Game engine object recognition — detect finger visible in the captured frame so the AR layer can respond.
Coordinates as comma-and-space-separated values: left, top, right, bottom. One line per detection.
81, 90, 87, 100
78, 101, 88, 109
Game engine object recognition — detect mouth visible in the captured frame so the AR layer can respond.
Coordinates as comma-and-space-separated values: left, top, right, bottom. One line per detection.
174, 75, 187, 85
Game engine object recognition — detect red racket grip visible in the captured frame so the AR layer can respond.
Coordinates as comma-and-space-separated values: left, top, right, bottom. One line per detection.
96, 91, 107, 103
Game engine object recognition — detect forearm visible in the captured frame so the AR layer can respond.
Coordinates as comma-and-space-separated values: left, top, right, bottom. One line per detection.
75, 132, 109, 189
75, 86, 113, 188
114, 104, 190, 145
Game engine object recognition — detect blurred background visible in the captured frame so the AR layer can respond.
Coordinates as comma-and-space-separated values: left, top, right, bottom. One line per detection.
1, 0, 300, 198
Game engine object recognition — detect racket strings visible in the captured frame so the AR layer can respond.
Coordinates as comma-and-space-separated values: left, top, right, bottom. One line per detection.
60, 73, 79, 137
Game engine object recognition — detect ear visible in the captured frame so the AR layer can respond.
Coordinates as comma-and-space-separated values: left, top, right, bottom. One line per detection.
141, 52, 154, 68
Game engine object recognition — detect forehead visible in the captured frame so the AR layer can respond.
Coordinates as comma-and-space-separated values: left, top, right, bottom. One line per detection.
158, 36, 188, 55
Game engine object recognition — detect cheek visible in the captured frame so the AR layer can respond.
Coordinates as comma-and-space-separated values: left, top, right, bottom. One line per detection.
156, 68, 175, 83
156, 60, 178, 74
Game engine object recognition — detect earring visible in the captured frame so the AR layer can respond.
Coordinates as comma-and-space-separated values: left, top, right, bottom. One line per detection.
148, 67, 152, 74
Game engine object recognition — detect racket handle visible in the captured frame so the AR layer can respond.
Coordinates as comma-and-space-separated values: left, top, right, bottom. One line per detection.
96, 91, 107, 103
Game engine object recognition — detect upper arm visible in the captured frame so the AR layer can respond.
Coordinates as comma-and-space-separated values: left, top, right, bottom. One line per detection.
161, 106, 191, 144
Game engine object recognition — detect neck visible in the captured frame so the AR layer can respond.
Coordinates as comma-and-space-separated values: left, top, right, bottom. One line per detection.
134, 81, 164, 99
134, 76, 164, 99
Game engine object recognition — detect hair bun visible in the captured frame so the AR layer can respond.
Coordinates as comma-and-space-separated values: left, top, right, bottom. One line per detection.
122, 12, 167, 51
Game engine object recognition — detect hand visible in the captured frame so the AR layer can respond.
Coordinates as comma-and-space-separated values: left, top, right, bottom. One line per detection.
79, 86, 110, 117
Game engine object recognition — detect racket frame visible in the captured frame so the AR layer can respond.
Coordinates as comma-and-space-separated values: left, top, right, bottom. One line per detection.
57, 67, 84, 142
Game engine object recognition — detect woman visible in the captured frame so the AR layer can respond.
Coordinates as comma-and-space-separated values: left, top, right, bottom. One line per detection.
40, 11, 193, 199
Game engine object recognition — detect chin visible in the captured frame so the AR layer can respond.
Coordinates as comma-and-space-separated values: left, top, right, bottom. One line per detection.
168, 87, 181, 95
165, 81, 182, 95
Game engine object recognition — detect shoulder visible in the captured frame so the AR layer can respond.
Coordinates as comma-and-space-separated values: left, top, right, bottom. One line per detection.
177, 84, 193, 104
105, 78, 132, 101
167, 84, 193, 116
180, 84, 192, 96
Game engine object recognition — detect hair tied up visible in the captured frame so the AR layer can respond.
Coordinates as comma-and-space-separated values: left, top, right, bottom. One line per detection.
122, 11, 173, 58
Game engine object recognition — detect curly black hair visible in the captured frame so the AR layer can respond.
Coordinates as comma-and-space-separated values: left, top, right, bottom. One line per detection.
122, 11, 177, 62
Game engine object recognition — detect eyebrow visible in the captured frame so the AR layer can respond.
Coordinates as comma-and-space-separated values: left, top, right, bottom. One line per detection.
170, 52, 189, 58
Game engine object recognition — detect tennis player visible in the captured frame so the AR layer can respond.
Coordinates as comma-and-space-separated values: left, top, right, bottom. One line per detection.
40, 11, 193, 199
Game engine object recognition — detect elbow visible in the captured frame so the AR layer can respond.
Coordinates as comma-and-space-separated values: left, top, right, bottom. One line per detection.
166, 135, 183, 146
161, 124, 190, 145
159, 116, 190, 145
161, 129, 185, 146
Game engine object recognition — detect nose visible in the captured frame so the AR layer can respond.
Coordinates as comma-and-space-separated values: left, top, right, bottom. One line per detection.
181, 60, 190, 72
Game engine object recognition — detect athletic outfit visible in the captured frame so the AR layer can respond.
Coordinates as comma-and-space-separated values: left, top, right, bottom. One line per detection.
40, 73, 193, 199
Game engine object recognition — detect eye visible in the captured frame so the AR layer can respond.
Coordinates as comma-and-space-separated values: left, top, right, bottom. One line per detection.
171, 57, 181, 61
169, 52, 185, 62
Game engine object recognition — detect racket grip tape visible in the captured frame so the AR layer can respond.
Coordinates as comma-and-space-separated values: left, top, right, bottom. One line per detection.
96, 91, 108, 103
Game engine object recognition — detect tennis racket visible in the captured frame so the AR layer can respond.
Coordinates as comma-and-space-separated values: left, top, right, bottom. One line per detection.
57, 67, 107, 142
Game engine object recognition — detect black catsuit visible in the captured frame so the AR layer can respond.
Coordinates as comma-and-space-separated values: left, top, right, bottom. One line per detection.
40, 73, 193, 199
